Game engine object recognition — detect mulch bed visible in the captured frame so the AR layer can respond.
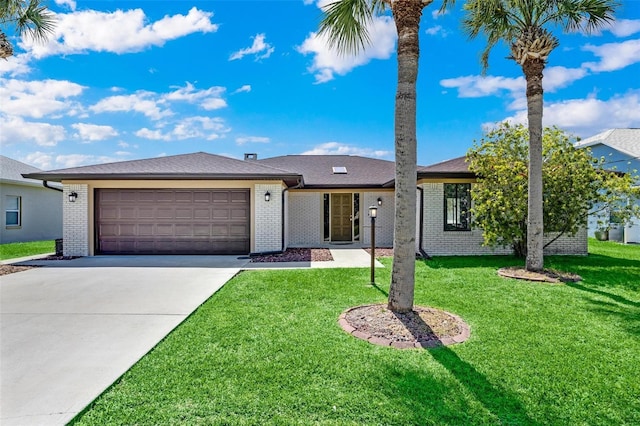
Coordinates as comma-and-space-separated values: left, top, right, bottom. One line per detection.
339, 304, 470, 349
364, 248, 394, 257
498, 267, 582, 283
250, 248, 333, 263
0, 265, 38, 276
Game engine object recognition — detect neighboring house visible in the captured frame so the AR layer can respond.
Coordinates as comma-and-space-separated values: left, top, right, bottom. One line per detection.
1, 155, 63, 244
575, 128, 640, 244
23, 152, 586, 257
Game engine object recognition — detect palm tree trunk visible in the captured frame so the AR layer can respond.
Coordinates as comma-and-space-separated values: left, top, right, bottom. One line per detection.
388, 0, 425, 313
523, 59, 545, 272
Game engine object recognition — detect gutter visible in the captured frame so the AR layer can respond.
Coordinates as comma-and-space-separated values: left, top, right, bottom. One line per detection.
43, 180, 63, 192
416, 186, 430, 260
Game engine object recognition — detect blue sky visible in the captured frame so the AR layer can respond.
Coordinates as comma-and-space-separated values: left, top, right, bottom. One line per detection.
1, 0, 639, 170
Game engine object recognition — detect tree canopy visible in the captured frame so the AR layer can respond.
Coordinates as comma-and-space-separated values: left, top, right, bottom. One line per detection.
467, 123, 639, 257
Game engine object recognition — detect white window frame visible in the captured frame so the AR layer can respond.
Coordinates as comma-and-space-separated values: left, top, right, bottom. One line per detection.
5, 195, 22, 227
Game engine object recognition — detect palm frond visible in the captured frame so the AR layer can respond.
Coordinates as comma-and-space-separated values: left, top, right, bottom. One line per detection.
318, 0, 377, 55
16, 0, 56, 42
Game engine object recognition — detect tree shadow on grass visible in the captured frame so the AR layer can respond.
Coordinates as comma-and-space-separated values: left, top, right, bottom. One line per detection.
566, 281, 640, 308
385, 311, 539, 425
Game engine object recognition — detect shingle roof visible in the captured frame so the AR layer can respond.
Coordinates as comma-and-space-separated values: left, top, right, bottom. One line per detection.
23, 152, 302, 185
575, 129, 640, 158
417, 156, 473, 178
1, 155, 62, 188
257, 155, 397, 187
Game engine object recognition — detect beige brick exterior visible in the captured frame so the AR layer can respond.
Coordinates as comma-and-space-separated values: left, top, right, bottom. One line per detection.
254, 183, 283, 253
417, 183, 587, 256
63, 184, 89, 256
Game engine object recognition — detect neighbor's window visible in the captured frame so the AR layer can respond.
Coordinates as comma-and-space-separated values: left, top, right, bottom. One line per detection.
5, 195, 21, 227
444, 184, 470, 231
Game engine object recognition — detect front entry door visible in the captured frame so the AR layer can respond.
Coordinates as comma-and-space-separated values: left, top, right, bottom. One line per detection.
331, 193, 352, 241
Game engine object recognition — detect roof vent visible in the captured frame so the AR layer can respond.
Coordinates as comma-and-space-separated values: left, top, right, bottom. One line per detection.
244, 153, 258, 161
332, 166, 347, 174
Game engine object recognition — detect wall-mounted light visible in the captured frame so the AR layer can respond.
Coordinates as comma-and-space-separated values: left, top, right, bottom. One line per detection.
377, 197, 382, 206
265, 191, 271, 202
68, 191, 78, 203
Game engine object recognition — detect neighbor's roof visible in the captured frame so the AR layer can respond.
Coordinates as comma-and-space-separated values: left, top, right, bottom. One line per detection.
22, 152, 302, 185
417, 156, 474, 178
575, 129, 640, 158
1, 155, 62, 188
258, 155, 397, 188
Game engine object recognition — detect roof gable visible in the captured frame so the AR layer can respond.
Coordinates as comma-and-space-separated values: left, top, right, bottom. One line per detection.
575, 129, 640, 158
0, 155, 61, 188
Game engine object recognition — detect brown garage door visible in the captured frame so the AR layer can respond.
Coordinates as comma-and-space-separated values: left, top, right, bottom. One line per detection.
96, 189, 250, 255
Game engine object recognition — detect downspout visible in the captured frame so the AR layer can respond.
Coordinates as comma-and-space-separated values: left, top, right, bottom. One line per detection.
282, 178, 304, 251
43, 181, 63, 192
416, 185, 430, 259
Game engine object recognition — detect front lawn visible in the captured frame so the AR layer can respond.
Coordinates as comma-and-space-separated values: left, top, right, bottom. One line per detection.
0, 240, 55, 260
73, 240, 639, 425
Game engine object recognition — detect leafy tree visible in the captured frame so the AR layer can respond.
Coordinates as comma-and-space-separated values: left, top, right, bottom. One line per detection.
467, 123, 640, 257
461, 0, 617, 271
1, 0, 56, 59
318, 0, 454, 312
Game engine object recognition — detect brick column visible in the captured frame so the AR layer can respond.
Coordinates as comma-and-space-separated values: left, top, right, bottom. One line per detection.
63, 184, 89, 256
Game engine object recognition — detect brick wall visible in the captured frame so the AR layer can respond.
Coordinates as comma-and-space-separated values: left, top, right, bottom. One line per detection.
288, 192, 322, 246
418, 182, 587, 256
63, 184, 89, 256
254, 184, 282, 253
361, 192, 394, 247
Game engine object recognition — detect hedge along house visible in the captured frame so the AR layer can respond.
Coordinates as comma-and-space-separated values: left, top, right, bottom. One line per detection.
24, 152, 587, 257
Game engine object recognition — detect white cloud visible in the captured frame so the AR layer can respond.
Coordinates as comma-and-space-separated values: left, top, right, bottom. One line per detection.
498, 91, 640, 138
23, 151, 54, 169
90, 92, 172, 120
54, 0, 76, 11
298, 15, 397, 83
0, 78, 85, 118
431, 9, 449, 19
0, 53, 32, 77
302, 142, 392, 158
609, 19, 640, 37
21, 7, 218, 58
72, 123, 119, 141
136, 116, 230, 141
229, 33, 274, 61
54, 154, 120, 168
582, 39, 640, 72
0, 115, 66, 146
440, 75, 525, 98
543, 66, 589, 92
425, 25, 449, 37
164, 82, 227, 110
232, 85, 252, 94
236, 136, 270, 145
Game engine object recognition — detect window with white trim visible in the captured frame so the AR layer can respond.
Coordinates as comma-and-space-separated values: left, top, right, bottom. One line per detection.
5, 195, 21, 227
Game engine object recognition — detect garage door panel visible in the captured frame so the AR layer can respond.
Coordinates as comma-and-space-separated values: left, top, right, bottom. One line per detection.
97, 189, 250, 254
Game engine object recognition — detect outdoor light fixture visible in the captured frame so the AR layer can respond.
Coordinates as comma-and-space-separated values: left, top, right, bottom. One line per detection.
265, 191, 271, 202
377, 197, 383, 206
68, 192, 78, 203
368, 205, 378, 284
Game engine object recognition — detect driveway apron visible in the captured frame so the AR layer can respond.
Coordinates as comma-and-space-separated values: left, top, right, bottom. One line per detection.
0, 257, 244, 426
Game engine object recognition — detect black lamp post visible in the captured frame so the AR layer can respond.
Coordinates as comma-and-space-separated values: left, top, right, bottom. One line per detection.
369, 205, 378, 284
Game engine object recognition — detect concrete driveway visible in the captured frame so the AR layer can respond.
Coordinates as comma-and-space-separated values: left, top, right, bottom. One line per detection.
0, 256, 247, 426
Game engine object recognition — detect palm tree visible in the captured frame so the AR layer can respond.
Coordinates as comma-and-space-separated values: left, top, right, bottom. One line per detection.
461, 0, 616, 272
1, 0, 56, 59
319, 0, 453, 312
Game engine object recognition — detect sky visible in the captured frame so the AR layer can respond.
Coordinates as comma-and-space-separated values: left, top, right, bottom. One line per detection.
1, 0, 639, 171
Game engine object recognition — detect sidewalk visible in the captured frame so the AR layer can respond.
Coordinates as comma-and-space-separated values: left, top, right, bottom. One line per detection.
244, 248, 384, 269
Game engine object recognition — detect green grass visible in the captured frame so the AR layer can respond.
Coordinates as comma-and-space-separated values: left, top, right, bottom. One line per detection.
73, 239, 639, 425
0, 240, 55, 260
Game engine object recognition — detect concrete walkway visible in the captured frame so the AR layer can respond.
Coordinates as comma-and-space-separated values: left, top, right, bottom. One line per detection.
0, 248, 382, 425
